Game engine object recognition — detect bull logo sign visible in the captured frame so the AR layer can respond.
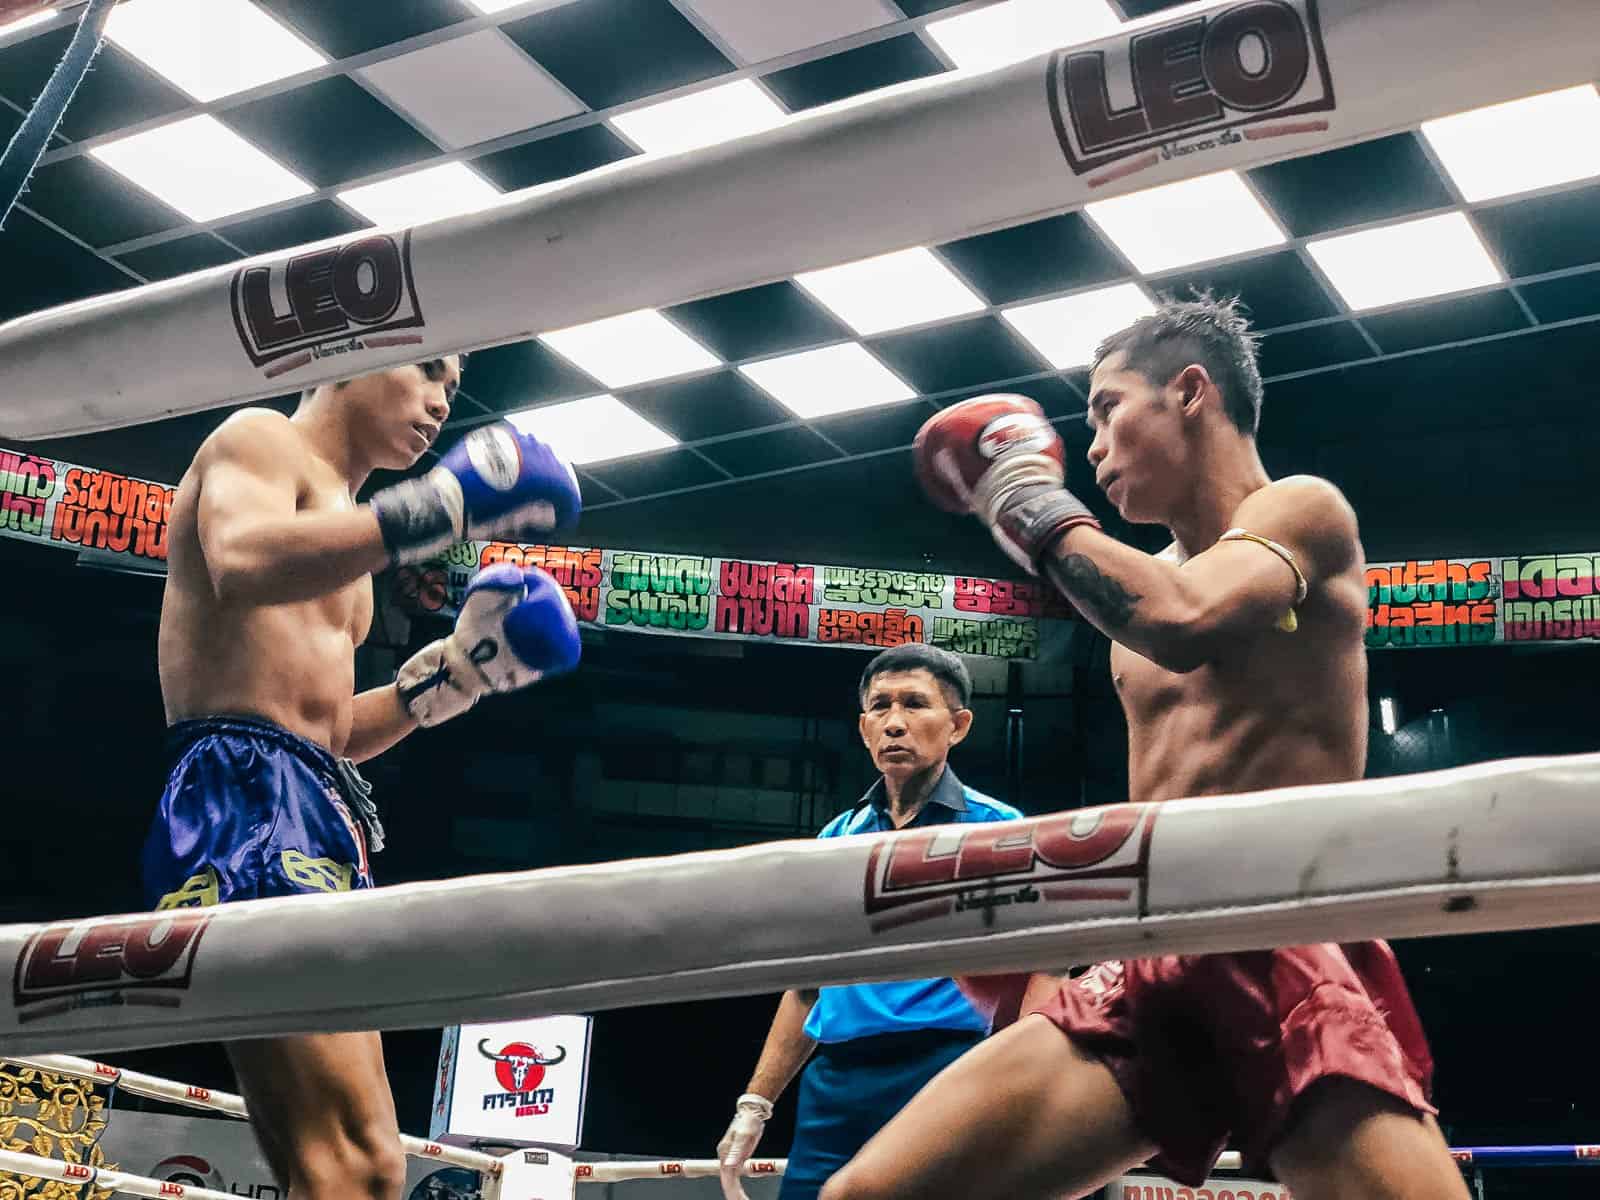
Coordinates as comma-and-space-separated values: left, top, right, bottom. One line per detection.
479, 1039, 567, 1094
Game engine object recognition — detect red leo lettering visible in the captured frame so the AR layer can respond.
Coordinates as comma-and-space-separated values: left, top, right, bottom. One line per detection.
882, 830, 962, 889
953, 823, 1037, 881
1031, 806, 1143, 870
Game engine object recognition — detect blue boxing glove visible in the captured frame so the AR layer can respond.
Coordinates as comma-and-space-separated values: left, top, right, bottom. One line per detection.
370, 422, 582, 566
397, 564, 581, 727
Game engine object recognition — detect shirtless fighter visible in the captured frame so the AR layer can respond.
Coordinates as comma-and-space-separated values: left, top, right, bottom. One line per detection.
820, 297, 1469, 1200
142, 358, 584, 1200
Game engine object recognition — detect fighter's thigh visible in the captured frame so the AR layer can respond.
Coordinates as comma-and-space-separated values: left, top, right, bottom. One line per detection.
821, 1015, 1155, 1200
227, 1030, 399, 1182
1269, 1078, 1470, 1200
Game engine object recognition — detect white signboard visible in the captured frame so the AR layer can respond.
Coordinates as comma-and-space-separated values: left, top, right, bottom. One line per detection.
1113, 1172, 1293, 1199
431, 1015, 593, 1151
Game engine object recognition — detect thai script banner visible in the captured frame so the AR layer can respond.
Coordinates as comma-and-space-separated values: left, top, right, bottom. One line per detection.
0, 448, 175, 563
8, 446, 1600, 653
393, 541, 1069, 660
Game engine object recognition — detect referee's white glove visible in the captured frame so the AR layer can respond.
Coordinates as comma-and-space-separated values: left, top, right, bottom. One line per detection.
717, 1092, 774, 1200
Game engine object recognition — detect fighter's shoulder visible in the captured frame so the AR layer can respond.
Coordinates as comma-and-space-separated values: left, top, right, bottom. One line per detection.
196, 408, 306, 474
1241, 475, 1361, 572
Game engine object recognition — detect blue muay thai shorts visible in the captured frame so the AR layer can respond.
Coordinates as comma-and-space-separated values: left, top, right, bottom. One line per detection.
142, 715, 384, 910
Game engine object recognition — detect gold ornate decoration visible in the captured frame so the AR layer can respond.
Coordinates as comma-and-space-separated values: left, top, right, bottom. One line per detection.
0, 1063, 114, 1200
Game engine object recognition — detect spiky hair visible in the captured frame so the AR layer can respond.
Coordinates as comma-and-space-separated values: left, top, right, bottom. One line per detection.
1092, 292, 1264, 435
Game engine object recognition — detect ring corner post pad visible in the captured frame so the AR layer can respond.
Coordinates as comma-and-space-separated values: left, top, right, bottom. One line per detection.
488, 1146, 575, 1200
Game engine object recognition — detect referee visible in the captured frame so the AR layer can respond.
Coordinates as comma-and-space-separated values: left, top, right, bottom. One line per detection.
717, 644, 1021, 1200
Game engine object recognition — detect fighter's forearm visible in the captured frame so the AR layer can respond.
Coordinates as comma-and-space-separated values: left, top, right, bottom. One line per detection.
745, 988, 819, 1101
344, 684, 418, 763
1043, 527, 1207, 670
206, 508, 391, 607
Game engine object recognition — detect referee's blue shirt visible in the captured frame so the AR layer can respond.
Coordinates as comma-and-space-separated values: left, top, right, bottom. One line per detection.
803, 766, 1023, 1044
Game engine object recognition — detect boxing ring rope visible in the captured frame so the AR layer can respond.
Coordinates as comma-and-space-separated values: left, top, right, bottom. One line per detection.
1, 1053, 502, 1174
1, 0, 1596, 438
3, 752, 1600, 1056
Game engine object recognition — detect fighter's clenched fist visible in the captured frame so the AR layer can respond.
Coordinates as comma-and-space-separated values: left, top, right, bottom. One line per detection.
912, 394, 1100, 574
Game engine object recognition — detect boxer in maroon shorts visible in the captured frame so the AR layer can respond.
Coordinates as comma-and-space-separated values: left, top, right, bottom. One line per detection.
820, 296, 1468, 1200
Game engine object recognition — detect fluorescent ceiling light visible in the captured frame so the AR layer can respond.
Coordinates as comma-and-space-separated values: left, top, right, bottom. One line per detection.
1085, 171, 1286, 274
504, 395, 678, 465
927, 0, 1120, 73
1307, 211, 1503, 311
540, 309, 722, 390
91, 115, 312, 222
1002, 282, 1156, 370
338, 163, 501, 228
1422, 85, 1600, 202
795, 247, 984, 336
106, 0, 325, 102
610, 79, 787, 157
740, 343, 915, 419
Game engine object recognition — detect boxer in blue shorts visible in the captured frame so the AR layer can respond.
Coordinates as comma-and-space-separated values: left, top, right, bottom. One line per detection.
147, 356, 584, 1200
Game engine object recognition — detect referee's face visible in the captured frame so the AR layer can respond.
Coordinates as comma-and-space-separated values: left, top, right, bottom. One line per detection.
859, 669, 972, 779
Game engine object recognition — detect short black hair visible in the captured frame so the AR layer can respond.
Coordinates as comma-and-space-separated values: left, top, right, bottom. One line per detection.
858, 644, 972, 711
1092, 292, 1263, 436
300, 353, 467, 405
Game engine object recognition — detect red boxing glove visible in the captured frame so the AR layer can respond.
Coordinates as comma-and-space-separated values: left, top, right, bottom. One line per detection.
913, 395, 1100, 573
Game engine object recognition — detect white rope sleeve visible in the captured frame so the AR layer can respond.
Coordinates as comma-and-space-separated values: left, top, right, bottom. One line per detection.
2, 752, 1599, 1055
0, 1145, 238, 1200
0, 0, 1594, 438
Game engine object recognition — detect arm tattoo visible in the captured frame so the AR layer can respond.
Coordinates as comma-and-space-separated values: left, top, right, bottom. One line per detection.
1046, 553, 1143, 628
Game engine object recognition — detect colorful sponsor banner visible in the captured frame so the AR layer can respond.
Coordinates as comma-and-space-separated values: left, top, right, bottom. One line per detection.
431, 1014, 593, 1151
1364, 554, 1600, 648
9, 445, 1600, 654
0, 448, 175, 564
392, 542, 1066, 660
1114, 1172, 1293, 1200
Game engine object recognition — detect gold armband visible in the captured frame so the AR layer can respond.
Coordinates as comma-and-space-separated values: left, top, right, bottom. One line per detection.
1218, 528, 1308, 633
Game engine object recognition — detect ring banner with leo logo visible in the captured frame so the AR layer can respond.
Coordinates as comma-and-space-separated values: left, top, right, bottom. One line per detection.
6, 445, 1600, 652
430, 1014, 592, 1150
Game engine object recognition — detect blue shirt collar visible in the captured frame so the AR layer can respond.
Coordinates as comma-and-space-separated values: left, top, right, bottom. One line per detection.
859, 764, 968, 822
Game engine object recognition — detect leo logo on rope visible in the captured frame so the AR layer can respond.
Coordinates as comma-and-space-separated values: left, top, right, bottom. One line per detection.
477, 1038, 567, 1118
863, 804, 1157, 930
12, 911, 211, 1021
230, 230, 427, 376
1049, 0, 1335, 177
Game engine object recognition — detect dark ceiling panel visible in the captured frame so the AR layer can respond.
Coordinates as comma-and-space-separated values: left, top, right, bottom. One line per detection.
698, 426, 841, 476
583, 447, 726, 499
1361, 289, 1529, 355
1258, 320, 1372, 379
763, 33, 945, 112
811, 398, 937, 456
622, 372, 792, 442
22, 156, 183, 247
221, 76, 441, 188
666, 282, 850, 363
460, 340, 600, 415
116, 233, 242, 282
0, 212, 135, 322
1248, 134, 1454, 238
1519, 273, 1600, 325
1475, 182, 1600, 278
0, 29, 188, 141
216, 199, 370, 256
474, 126, 636, 191
938, 212, 1126, 306
1151, 250, 1339, 328
869, 315, 1046, 394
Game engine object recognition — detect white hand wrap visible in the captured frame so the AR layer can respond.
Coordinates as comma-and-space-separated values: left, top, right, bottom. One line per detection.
717, 1093, 774, 1200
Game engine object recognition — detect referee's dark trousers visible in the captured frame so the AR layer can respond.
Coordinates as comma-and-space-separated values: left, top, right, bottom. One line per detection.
778, 1029, 982, 1200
